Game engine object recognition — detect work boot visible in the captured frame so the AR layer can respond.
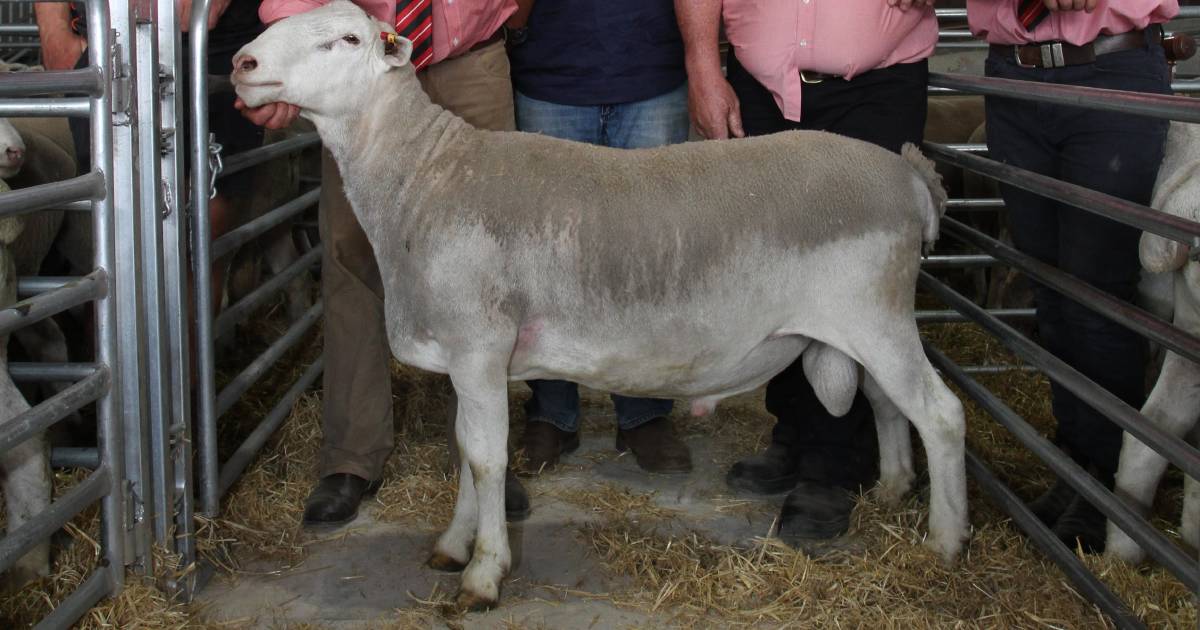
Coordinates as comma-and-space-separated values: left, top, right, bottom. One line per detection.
1028, 478, 1078, 526
726, 443, 801, 495
302, 473, 382, 527
520, 421, 580, 473
1052, 495, 1107, 553
615, 416, 692, 474
505, 468, 532, 522
777, 481, 856, 544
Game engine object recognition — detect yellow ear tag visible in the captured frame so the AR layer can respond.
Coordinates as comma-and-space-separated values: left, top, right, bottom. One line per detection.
381, 32, 398, 55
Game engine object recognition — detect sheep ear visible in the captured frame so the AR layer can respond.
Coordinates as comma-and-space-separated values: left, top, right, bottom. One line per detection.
380, 32, 413, 68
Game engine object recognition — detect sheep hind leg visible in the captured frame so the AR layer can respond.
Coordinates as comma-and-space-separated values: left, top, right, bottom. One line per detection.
1106, 351, 1200, 563
858, 330, 967, 562
861, 374, 914, 506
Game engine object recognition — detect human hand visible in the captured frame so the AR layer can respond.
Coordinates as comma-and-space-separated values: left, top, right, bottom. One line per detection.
889, 0, 936, 10
179, 0, 232, 32
1043, 0, 1098, 11
40, 30, 86, 71
234, 98, 301, 129
687, 70, 744, 140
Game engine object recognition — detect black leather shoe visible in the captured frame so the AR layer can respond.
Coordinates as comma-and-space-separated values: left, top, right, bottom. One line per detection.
1053, 495, 1106, 554
506, 468, 531, 522
777, 481, 855, 544
302, 473, 382, 527
1028, 478, 1077, 527
726, 443, 801, 495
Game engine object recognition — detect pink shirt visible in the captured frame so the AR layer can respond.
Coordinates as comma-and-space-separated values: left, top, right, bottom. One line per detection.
967, 1, 1178, 46
259, 0, 515, 65
722, 1, 937, 122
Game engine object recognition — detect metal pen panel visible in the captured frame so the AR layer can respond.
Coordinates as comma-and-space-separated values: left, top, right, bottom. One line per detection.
0, 67, 101, 97
18, 276, 80, 297
217, 131, 320, 179
214, 302, 323, 419
0, 98, 90, 117
213, 245, 322, 340
31, 570, 111, 630
0, 367, 108, 455
8, 362, 98, 383
0, 466, 109, 576
918, 271, 1200, 484
0, 270, 105, 338
924, 141, 1200, 250
942, 217, 1200, 366
210, 187, 320, 259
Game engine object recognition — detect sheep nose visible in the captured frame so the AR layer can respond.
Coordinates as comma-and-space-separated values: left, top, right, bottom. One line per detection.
5, 147, 22, 165
234, 54, 257, 73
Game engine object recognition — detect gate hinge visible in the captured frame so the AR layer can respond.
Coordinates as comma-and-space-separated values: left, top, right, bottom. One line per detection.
110, 40, 132, 126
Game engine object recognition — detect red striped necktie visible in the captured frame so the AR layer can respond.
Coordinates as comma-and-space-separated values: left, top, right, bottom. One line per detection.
396, 0, 434, 71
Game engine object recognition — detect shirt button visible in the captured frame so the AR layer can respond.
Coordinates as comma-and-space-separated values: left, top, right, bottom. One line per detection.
799, 40, 808, 47
452, 37, 460, 46
447, 0, 453, 3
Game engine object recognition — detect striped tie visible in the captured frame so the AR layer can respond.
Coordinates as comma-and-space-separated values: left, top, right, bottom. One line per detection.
396, 0, 434, 71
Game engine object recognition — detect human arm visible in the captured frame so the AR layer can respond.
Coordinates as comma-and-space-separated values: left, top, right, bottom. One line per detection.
34, 3, 86, 71
675, 0, 743, 139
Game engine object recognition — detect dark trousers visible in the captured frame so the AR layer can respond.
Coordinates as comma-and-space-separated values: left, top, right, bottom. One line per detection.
726, 51, 928, 489
983, 35, 1170, 481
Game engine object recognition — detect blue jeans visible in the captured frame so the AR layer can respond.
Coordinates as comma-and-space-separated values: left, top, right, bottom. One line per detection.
515, 84, 687, 432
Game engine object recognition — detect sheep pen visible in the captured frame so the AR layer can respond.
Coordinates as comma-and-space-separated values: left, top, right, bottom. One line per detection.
1, 310, 1193, 628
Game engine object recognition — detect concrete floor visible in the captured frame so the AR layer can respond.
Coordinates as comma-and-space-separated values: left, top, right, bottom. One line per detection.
196, 432, 782, 628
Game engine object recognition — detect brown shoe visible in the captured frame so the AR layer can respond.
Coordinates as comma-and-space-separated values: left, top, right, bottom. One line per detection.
615, 416, 693, 474
521, 421, 580, 473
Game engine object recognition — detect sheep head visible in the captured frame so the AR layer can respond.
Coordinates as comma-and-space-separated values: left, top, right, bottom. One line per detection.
231, 1, 414, 119
0, 118, 25, 180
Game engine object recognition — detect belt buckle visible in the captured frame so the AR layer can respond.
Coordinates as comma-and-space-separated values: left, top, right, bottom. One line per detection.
799, 70, 824, 84
1040, 42, 1066, 68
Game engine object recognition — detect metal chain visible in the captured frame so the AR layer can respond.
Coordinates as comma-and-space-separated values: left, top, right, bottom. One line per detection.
206, 132, 223, 200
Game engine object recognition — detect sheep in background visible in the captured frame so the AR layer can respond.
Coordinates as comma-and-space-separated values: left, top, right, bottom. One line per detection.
1107, 121, 1200, 563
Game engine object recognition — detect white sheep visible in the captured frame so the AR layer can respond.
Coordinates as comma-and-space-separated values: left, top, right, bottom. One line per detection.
231, 1, 968, 609
1107, 121, 1200, 563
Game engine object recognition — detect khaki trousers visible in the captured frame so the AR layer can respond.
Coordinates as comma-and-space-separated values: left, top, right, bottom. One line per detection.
317, 40, 515, 480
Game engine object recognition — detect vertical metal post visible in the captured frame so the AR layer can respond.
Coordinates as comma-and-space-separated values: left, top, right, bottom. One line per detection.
189, 0, 219, 516
86, 0, 127, 592
108, 0, 155, 577
156, 0, 198, 590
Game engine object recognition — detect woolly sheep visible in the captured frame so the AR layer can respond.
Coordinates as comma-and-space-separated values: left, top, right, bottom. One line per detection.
231, 1, 968, 609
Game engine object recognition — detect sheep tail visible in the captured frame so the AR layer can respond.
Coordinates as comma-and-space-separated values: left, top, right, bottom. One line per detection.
901, 142, 947, 253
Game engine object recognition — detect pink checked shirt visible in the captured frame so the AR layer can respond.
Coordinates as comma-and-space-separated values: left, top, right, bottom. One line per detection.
967, 1, 1178, 46
722, 1, 937, 122
259, 0, 515, 65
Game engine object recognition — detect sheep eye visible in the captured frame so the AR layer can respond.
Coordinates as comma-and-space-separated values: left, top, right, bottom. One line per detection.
342, 34, 360, 45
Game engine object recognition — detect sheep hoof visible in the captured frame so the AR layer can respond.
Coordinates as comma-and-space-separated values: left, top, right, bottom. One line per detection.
427, 551, 468, 573
455, 588, 498, 612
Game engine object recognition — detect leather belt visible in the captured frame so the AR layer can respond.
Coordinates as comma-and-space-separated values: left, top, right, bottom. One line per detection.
990, 25, 1163, 69
469, 28, 505, 53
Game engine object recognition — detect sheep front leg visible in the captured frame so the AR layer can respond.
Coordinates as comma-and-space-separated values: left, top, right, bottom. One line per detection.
434, 354, 511, 610
0, 370, 47, 591
1106, 351, 1200, 563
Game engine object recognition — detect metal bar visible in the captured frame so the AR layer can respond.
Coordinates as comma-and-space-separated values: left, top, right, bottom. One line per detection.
213, 245, 321, 340
943, 143, 987, 153
924, 142, 1200, 250
0, 67, 102, 97
0, 172, 104, 217
0, 466, 109, 576
961, 364, 1038, 374
0, 25, 37, 35
929, 73, 1200, 123
0, 271, 105, 338
945, 198, 1004, 210
0, 98, 91, 118
916, 308, 1036, 323
919, 272, 1200, 481
921, 254, 999, 268
211, 188, 320, 259
943, 217, 1200, 366
86, 0, 126, 594
217, 132, 320, 180
963, 450, 1145, 629
32, 570, 111, 630
218, 356, 324, 497
191, 0, 219, 518
927, 342, 1200, 594
214, 302, 323, 418
52, 447, 100, 470
9, 362, 98, 383
18, 276, 79, 298
0, 368, 108, 456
